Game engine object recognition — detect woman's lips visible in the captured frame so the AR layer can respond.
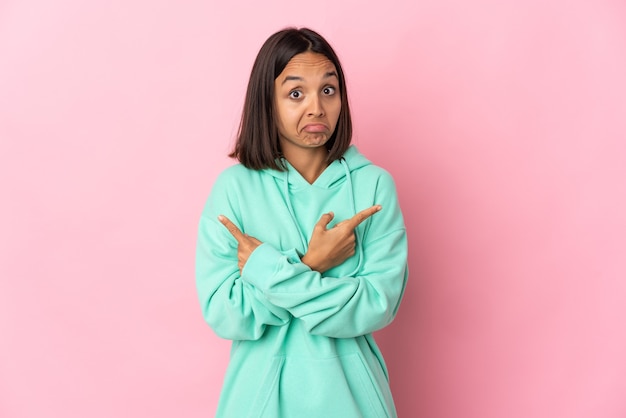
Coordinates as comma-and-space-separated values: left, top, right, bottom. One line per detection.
303, 124, 327, 133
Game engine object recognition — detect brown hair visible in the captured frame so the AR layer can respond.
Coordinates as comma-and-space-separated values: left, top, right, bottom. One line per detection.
229, 27, 353, 170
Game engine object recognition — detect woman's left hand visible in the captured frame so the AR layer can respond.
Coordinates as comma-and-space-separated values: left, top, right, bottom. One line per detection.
218, 215, 262, 273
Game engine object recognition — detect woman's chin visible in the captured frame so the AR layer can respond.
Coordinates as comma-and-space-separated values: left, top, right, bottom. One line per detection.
302, 135, 329, 147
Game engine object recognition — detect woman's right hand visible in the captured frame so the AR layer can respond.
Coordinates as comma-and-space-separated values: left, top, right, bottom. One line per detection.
301, 205, 382, 273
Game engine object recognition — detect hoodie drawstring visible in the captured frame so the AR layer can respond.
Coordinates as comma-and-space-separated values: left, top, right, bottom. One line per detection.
340, 157, 364, 277
283, 166, 309, 252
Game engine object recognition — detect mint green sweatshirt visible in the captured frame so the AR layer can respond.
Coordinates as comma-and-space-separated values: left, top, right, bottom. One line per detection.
196, 146, 408, 418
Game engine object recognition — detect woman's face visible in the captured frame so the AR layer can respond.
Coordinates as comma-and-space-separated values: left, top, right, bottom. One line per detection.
274, 52, 341, 154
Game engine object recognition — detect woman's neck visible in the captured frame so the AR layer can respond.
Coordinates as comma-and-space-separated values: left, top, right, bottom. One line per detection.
283, 146, 329, 184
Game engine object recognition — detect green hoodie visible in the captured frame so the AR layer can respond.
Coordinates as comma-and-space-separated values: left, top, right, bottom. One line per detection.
196, 146, 408, 418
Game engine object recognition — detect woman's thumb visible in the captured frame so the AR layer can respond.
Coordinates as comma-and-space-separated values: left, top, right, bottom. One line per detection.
315, 211, 334, 229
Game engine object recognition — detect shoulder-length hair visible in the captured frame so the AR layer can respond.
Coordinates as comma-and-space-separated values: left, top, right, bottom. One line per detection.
229, 27, 353, 170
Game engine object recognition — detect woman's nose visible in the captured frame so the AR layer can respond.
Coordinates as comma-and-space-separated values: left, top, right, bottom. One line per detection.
306, 94, 325, 117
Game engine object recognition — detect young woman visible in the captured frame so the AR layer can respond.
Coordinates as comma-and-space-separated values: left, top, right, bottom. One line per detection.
196, 27, 408, 418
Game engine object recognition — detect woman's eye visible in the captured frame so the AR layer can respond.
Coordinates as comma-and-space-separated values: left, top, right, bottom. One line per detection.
289, 90, 302, 99
323, 86, 336, 95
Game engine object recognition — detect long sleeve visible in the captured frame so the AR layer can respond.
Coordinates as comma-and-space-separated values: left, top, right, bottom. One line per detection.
240, 171, 408, 338
195, 174, 291, 341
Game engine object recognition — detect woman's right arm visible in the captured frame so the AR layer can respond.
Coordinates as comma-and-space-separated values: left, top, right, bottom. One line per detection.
195, 175, 291, 341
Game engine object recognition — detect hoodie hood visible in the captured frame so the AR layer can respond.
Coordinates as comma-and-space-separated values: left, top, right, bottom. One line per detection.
264, 145, 372, 189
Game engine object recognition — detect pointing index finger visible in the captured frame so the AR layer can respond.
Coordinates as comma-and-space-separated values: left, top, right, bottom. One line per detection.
218, 215, 245, 242
348, 205, 382, 228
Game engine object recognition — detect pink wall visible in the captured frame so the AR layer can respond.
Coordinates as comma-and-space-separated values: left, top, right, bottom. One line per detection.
1, 1, 625, 417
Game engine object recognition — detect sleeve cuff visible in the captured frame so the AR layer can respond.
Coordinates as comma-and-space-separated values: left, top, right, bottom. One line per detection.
241, 243, 306, 286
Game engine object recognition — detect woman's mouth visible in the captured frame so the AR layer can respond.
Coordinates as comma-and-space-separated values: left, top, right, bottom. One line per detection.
302, 124, 327, 133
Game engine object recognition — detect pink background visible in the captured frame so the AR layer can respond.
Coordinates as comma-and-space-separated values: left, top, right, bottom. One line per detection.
1, 1, 625, 417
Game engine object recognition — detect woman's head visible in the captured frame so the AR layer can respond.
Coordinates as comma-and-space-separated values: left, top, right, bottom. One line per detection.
230, 28, 352, 170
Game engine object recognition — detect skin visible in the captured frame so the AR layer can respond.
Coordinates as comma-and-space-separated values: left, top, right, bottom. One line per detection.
219, 51, 381, 273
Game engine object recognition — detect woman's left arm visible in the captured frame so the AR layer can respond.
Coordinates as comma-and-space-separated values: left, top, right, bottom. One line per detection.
238, 171, 408, 338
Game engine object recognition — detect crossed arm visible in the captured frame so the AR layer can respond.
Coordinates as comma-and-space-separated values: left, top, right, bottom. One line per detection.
197, 172, 407, 340
218, 205, 382, 274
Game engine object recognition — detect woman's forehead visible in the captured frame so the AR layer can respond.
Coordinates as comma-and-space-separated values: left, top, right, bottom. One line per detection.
280, 52, 337, 77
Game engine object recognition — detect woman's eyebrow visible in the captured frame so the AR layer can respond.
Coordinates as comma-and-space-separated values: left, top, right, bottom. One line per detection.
281, 71, 338, 85
282, 75, 303, 85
